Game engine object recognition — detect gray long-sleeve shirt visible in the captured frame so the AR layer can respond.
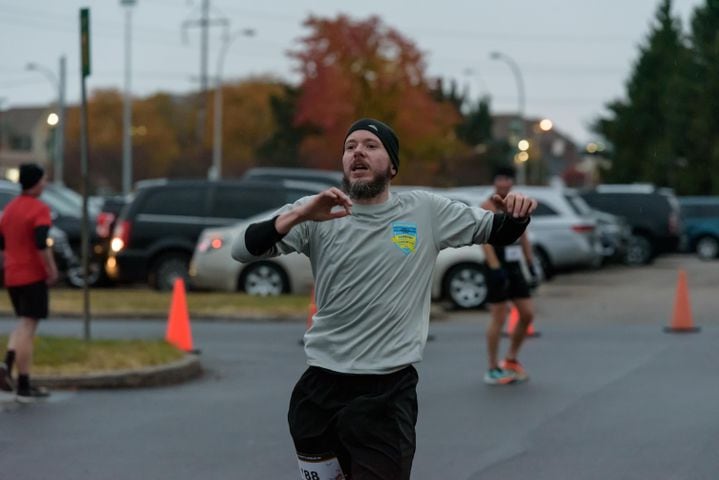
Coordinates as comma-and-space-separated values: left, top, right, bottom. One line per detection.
233, 190, 496, 374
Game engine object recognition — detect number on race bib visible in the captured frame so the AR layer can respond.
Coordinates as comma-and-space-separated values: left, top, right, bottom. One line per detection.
297, 453, 346, 480
300, 470, 321, 480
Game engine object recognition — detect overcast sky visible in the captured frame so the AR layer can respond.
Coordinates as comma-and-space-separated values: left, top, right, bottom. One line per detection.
0, 0, 705, 144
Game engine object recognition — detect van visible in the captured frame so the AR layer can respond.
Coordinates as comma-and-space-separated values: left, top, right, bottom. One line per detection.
580, 184, 681, 265
106, 179, 326, 290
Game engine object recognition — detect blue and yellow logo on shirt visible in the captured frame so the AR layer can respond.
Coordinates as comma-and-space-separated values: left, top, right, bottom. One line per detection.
391, 222, 417, 255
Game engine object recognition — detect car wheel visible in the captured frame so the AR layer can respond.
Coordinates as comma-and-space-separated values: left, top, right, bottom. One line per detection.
239, 262, 290, 296
534, 247, 554, 280
624, 235, 653, 265
442, 263, 488, 310
151, 253, 190, 291
696, 236, 719, 260
65, 260, 103, 288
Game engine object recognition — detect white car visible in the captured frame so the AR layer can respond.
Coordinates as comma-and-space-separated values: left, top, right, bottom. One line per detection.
190, 202, 501, 309
189, 211, 314, 295
447, 185, 603, 278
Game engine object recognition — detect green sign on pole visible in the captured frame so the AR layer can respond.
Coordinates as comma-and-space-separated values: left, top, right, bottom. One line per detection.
80, 8, 91, 77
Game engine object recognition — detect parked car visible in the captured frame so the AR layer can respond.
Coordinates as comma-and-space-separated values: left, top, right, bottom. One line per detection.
192, 209, 494, 309
190, 210, 314, 295
587, 208, 632, 264
579, 184, 682, 265
0, 180, 103, 287
106, 178, 328, 290
95, 194, 131, 240
678, 196, 719, 260
242, 167, 343, 188
446, 185, 602, 278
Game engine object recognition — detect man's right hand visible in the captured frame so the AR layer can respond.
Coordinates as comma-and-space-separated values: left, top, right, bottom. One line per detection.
298, 187, 353, 222
275, 188, 353, 234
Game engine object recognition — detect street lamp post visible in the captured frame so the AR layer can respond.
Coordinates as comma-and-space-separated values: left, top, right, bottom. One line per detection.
209, 28, 255, 181
120, 0, 137, 195
26, 58, 66, 185
490, 51, 526, 184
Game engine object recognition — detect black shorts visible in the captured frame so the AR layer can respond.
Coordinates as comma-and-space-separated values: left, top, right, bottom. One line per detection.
7, 280, 48, 320
486, 263, 531, 304
288, 365, 419, 480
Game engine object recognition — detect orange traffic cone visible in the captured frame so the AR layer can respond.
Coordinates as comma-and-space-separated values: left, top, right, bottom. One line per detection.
165, 278, 198, 352
503, 305, 540, 337
664, 269, 700, 333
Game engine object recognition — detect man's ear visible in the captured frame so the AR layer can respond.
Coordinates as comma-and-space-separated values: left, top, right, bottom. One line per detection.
390, 166, 397, 178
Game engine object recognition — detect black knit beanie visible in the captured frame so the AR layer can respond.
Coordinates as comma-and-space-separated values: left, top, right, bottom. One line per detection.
19, 163, 45, 191
493, 165, 516, 180
345, 118, 400, 173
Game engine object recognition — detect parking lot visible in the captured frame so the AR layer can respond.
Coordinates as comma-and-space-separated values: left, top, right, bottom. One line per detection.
0, 254, 717, 479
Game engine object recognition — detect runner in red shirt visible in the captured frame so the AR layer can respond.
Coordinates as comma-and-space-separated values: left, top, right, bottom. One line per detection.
0, 163, 58, 403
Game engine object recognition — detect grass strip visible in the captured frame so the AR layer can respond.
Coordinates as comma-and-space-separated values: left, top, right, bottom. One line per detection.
0, 335, 185, 376
0, 288, 311, 318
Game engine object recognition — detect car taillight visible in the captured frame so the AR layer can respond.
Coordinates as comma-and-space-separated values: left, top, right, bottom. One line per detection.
197, 234, 225, 253
571, 224, 595, 234
95, 212, 116, 238
668, 212, 680, 235
110, 220, 132, 253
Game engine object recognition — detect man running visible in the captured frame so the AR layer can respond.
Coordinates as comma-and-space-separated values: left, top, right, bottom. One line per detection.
233, 119, 537, 479
481, 165, 538, 385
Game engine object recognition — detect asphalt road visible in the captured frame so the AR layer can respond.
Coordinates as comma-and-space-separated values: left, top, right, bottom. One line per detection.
0, 255, 717, 479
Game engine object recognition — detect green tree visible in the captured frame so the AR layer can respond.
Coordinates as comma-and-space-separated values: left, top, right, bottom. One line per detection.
256, 85, 318, 167
684, 0, 719, 194
594, 0, 692, 190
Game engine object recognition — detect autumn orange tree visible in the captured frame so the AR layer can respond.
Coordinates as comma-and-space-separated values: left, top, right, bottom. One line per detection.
63, 89, 123, 192
204, 76, 287, 177
63, 89, 186, 192
290, 14, 463, 184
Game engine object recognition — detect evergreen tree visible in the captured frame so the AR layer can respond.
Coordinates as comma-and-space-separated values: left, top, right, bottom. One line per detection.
457, 95, 493, 146
684, 0, 719, 194
594, 0, 692, 190
256, 85, 317, 167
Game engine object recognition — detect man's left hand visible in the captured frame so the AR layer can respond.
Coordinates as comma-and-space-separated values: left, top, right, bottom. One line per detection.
490, 192, 537, 219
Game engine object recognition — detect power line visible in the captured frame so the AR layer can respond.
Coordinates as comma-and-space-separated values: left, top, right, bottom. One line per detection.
0, 2, 641, 45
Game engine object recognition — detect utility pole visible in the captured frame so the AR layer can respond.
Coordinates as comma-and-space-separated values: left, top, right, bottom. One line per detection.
181, 0, 228, 143
26, 59, 66, 185
209, 28, 255, 180
79, 7, 92, 340
120, 0, 137, 195
490, 51, 527, 185
57, 56, 66, 185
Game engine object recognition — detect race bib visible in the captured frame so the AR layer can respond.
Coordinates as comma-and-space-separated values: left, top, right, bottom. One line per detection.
297, 453, 346, 480
504, 245, 523, 262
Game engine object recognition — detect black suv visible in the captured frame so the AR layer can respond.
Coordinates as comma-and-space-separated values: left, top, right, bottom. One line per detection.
106, 178, 326, 290
579, 184, 681, 265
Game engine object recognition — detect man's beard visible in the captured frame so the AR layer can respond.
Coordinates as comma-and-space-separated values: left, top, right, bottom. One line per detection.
342, 167, 392, 200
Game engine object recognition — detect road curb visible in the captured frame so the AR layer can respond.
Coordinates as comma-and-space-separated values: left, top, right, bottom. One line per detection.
32, 354, 203, 390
